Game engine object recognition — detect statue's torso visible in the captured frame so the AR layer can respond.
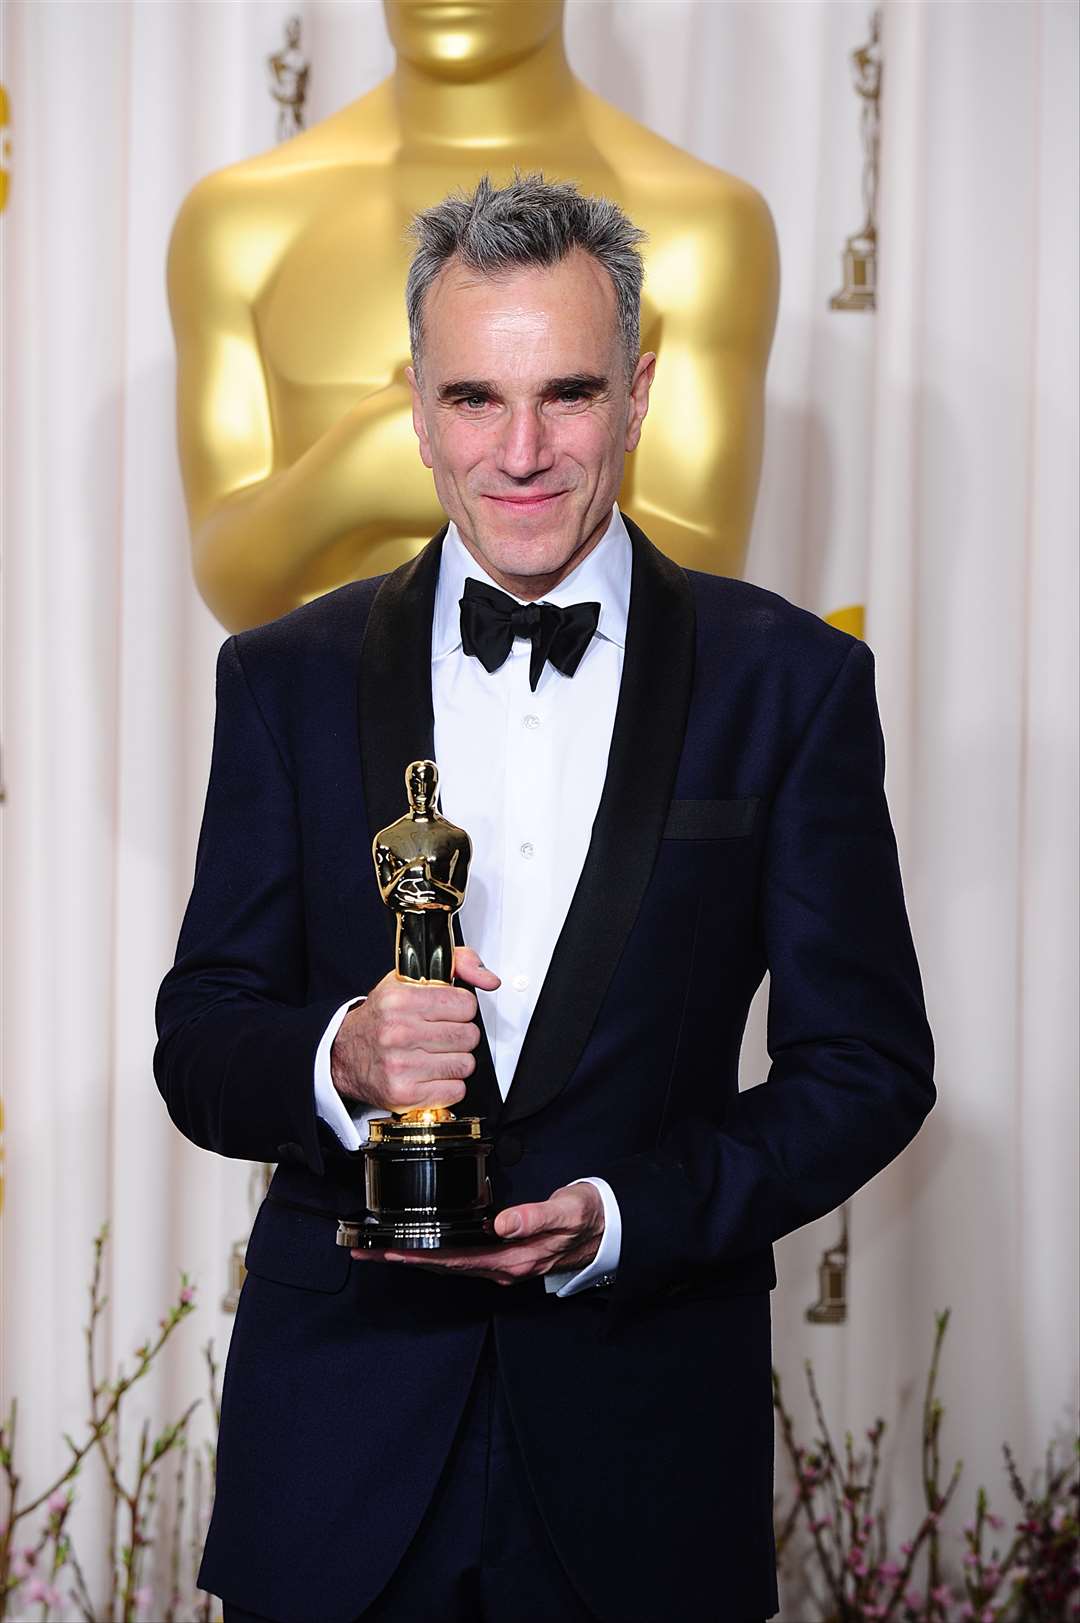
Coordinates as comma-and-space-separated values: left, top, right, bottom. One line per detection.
239, 84, 757, 467
376, 812, 470, 878
175, 77, 779, 621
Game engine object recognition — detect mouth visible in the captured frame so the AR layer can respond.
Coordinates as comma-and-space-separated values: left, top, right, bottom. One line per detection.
482, 492, 567, 513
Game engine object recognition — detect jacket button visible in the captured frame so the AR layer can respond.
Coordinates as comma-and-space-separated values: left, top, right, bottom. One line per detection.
496, 1133, 523, 1167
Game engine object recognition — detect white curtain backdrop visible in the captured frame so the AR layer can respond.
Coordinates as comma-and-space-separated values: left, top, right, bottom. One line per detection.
2, 1, 1077, 1615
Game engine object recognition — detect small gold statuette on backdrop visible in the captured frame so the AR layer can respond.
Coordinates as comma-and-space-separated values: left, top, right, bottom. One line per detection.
806, 1203, 850, 1325
266, 15, 309, 145
223, 1160, 273, 1313
830, 9, 881, 312
336, 761, 495, 1251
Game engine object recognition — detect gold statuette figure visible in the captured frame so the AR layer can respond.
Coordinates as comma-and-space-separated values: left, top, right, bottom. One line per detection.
373, 759, 471, 990
168, 0, 779, 630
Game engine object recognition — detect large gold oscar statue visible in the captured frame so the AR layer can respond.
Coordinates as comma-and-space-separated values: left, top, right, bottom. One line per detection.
167, 0, 780, 632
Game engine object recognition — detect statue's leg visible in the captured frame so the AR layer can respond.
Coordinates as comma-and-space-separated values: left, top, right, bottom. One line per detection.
424, 916, 455, 986
396, 914, 426, 983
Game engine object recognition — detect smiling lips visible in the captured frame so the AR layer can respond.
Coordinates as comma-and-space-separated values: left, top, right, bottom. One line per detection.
483, 491, 566, 509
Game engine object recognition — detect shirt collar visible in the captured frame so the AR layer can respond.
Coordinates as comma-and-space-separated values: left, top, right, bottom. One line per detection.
432, 504, 631, 662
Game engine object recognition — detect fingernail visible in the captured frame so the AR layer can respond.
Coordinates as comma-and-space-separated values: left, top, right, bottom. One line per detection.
501, 1216, 522, 1238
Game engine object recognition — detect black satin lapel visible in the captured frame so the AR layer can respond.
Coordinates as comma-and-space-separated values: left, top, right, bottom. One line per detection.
358, 530, 443, 864
357, 527, 501, 1126
451, 912, 502, 1125
500, 517, 696, 1129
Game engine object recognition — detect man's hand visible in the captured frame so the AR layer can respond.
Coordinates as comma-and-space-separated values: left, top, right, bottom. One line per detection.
330, 946, 499, 1114
351, 1182, 606, 1287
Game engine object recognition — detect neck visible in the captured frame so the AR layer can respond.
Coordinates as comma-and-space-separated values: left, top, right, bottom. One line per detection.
458, 512, 610, 602
393, 35, 582, 153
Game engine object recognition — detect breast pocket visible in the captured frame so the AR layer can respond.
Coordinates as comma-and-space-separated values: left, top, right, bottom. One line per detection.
662, 797, 759, 840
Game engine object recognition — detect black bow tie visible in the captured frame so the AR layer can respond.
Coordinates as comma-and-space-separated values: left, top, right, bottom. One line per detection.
459, 577, 601, 693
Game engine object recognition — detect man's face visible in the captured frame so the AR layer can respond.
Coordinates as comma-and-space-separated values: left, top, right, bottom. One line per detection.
407, 250, 654, 594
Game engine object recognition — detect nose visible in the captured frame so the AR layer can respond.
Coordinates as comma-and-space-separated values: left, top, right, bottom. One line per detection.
494, 404, 555, 481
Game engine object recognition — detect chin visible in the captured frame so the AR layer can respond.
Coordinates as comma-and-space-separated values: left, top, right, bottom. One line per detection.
472, 523, 581, 582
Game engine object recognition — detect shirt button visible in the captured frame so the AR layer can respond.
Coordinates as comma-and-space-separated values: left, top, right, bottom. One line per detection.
519, 841, 535, 859
512, 974, 530, 992
522, 713, 541, 731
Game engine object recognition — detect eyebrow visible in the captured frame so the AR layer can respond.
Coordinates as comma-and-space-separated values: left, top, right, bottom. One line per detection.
435, 373, 610, 404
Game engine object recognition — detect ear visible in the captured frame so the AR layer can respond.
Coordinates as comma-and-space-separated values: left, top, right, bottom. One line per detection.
406, 364, 434, 470
624, 352, 656, 452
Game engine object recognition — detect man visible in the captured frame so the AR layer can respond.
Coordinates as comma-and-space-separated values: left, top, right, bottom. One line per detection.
155, 174, 935, 1623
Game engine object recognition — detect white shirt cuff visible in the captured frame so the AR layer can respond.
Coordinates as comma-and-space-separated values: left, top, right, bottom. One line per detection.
544, 1176, 621, 1298
313, 997, 390, 1150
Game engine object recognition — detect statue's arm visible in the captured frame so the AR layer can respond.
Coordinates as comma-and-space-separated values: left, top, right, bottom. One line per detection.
626, 184, 780, 579
374, 844, 422, 905
373, 837, 471, 910
167, 179, 421, 631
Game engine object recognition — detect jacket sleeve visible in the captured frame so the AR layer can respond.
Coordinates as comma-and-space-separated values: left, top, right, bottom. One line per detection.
602, 638, 935, 1308
154, 635, 344, 1175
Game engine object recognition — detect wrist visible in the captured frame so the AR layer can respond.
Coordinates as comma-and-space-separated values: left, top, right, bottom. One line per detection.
330, 998, 369, 1103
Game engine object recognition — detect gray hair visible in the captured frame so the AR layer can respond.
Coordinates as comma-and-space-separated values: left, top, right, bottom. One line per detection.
405, 172, 647, 383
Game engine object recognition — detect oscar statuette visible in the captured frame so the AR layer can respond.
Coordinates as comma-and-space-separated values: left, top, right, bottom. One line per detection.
336, 760, 495, 1251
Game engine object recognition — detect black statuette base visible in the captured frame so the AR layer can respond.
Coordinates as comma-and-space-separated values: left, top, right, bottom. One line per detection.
336, 1114, 495, 1252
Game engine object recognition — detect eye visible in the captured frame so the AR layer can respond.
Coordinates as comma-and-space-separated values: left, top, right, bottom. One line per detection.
461, 394, 490, 410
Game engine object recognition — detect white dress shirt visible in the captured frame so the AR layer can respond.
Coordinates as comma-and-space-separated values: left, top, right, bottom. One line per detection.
314, 506, 631, 1295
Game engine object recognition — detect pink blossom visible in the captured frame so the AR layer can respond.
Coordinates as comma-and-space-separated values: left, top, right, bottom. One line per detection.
987, 1511, 1004, 1530
862, 1607, 885, 1619
1051, 1503, 1068, 1531
981, 1610, 996, 1623
963, 1549, 978, 1566
878, 1561, 901, 1580
905, 1590, 924, 1610
11, 1547, 37, 1578
179, 1285, 195, 1306
862, 1515, 874, 1534
47, 1488, 68, 1515
133, 1586, 154, 1614
900, 1540, 914, 1556
25, 1579, 62, 1607
959, 1605, 975, 1622
931, 1585, 953, 1604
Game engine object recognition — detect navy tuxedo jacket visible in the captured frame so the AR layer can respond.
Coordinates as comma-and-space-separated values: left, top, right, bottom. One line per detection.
155, 516, 934, 1623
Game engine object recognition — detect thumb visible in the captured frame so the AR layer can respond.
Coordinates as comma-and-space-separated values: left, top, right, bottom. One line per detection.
453, 945, 501, 991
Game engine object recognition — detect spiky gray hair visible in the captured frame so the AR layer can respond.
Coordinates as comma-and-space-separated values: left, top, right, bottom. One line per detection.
405, 172, 647, 383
